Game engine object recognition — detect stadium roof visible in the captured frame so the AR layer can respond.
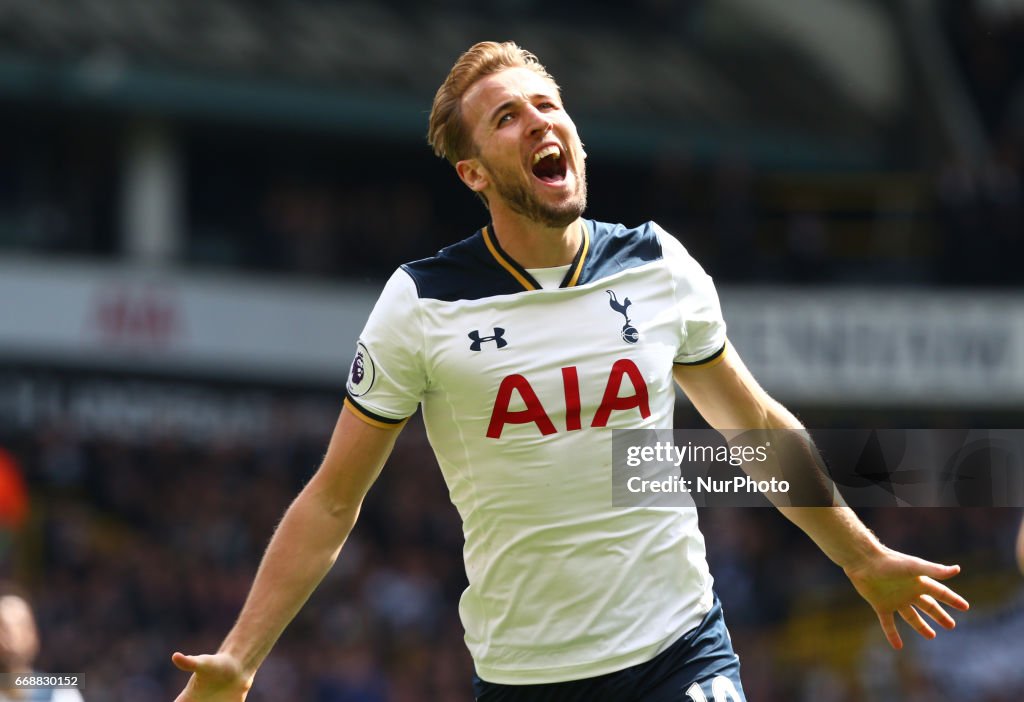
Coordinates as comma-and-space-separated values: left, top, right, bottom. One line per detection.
0, 0, 930, 168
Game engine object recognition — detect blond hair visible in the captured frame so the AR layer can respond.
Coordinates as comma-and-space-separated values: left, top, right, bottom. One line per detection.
428, 41, 559, 165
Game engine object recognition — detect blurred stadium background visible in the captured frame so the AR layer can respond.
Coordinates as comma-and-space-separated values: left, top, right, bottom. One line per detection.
0, 0, 1022, 700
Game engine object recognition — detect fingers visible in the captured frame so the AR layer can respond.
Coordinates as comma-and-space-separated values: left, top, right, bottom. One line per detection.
883, 592, 960, 650
926, 563, 960, 580
921, 577, 970, 611
877, 610, 903, 650
900, 554, 961, 580
173, 652, 221, 676
172, 652, 198, 672
899, 604, 936, 640
916, 594, 956, 630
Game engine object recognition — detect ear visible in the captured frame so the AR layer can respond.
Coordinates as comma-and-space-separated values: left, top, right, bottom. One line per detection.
456, 158, 489, 193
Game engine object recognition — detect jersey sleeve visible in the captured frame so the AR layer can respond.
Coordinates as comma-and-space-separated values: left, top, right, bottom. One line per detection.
345, 268, 427, 425
654, 223, 728, 365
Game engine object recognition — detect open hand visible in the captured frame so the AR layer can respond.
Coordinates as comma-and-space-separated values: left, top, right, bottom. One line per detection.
843, 546, 969, 650
172, 651, 253, 702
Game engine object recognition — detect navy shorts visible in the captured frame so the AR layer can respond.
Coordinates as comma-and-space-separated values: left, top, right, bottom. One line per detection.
473, 595, 746, 702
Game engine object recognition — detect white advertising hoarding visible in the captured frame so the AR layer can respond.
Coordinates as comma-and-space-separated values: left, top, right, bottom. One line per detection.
1, 256, 1022, 406
0, 255, 376, 383
721, 288, 1024, 407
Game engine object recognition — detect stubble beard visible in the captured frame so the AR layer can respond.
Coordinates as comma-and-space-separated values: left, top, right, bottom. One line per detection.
488, 160, 588, 228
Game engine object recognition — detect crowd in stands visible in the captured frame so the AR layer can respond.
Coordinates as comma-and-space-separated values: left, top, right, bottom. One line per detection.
2, 119, 1020, 288
1, 403, 1021, 702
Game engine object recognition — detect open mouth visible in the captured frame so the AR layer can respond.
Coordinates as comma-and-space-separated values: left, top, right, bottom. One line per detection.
531, 144, 568, 184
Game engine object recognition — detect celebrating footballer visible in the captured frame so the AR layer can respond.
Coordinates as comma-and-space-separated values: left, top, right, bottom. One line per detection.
172, 41, 969, 702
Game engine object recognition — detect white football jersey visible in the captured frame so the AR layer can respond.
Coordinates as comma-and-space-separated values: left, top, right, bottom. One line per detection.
346, 219, 727, 684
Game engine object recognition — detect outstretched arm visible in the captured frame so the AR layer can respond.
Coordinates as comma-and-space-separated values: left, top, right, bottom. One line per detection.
674, 343, 968, 649
172, 405, 405, 701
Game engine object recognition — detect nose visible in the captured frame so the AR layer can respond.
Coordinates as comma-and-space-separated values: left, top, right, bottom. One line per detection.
525, 104, 554, 135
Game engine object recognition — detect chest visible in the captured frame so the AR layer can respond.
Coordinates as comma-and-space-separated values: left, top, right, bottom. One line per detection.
419, 268, 684, 432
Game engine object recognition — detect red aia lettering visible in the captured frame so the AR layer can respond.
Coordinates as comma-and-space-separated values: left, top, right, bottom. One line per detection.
562, 367, 582, 431
486, 374, 557, 439
591, 359, 651, 427
486, 361, 650, 438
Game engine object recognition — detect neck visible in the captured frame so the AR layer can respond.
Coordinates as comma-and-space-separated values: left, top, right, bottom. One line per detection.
488, 209, 582, 268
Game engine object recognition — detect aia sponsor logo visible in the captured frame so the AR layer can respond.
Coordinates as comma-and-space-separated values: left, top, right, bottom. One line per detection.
486, 359, 650, 438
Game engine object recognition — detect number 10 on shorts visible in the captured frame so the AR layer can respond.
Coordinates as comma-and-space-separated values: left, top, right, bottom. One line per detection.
686, 675, 743, 702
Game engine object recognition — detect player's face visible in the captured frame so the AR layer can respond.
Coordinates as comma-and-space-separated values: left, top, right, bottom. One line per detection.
457, 67, 587, 228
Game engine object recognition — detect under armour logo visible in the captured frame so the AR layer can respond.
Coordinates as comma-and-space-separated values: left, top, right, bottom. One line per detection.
469, 328, 508, 351
607, 290, 639, 344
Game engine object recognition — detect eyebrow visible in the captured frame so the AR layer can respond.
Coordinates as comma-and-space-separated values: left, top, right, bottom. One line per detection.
489, 100, 517, 123
488, 93, 558, 123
